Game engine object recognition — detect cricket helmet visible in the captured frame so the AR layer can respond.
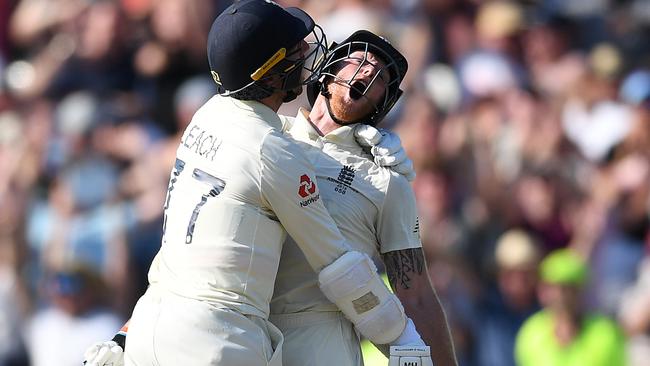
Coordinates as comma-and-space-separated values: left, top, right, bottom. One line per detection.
307, 30, 408, 126
207, 0, 327, 99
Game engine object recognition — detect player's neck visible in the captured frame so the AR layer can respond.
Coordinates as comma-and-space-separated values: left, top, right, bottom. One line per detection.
308, 96, 342, 136
259, 93, 285, 112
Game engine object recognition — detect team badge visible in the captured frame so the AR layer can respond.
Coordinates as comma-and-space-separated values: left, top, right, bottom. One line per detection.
335, 166, 355, 194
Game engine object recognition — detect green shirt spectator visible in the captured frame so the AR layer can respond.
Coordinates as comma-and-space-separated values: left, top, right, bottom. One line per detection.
515, 248, 626, 366
515, 309, 625, 366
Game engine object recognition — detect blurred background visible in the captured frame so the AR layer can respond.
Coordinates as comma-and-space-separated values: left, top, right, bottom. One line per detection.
0, 0, 648, 365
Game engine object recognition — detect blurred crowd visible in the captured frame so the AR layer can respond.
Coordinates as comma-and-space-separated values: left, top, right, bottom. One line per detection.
0, 0, 648, 365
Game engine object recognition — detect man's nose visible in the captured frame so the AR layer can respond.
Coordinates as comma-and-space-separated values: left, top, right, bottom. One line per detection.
361, 63, 376, 77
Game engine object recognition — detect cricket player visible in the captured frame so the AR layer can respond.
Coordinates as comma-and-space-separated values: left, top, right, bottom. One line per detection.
83, 2, 425, 366
271, 31, 457, 366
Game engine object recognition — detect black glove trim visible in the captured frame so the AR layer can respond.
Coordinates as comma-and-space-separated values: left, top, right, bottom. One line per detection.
112, 332, 127, 350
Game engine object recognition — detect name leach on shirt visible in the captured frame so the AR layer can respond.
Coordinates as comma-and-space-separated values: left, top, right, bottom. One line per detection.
182, 124, 223, 161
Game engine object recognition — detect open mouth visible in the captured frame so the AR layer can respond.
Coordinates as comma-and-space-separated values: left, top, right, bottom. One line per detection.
349, 80, 367, 100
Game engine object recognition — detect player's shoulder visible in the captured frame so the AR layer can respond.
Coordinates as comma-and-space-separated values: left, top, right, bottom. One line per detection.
262, 127, 302, 150
386, 169, 412, 191
278, 114, 295, 132
200, 95, 283, 129
261, 128, 311, 164
380, 168, 416, 207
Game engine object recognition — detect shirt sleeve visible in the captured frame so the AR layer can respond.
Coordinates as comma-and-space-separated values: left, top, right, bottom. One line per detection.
377, 173, 422, 254
260, 130, 349, 271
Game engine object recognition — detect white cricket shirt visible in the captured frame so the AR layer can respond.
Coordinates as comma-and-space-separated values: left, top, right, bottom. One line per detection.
271, 109, 422, 314
148, 96, 348, 318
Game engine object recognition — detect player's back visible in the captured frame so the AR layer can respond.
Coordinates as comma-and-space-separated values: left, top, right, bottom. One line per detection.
151, 95, 289, 318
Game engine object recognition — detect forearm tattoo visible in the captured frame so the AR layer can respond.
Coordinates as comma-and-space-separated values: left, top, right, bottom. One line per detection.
383, 248, 425, 290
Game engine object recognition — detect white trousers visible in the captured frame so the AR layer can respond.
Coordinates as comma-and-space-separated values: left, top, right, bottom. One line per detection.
269, 311, 363, 366
124, 286, 283, 366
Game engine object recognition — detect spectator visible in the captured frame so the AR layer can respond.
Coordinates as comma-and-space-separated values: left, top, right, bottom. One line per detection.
619, 256, 650, 366
0, 235, 30, 366
471, 229, 541, 366
0, 1, 648, 365
24, 263, 123, 366
515, 248, 626, 366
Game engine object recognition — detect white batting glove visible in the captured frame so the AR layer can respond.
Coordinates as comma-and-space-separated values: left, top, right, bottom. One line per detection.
83, 336, 125, 366
354, 125, 416, 182
392, 318, 425, 347
389, 346, 434, 366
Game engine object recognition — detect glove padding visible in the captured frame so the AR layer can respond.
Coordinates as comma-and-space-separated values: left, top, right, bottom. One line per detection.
83, 340, 124, 366
354, 125, 416, 182
389, 345, 434, 366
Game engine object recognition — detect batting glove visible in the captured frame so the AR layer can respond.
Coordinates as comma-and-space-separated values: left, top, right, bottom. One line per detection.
389, 345, 434, 366
83, 329, 126, 366
354, 125, 416, 182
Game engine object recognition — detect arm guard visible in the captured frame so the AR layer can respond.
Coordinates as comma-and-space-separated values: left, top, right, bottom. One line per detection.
318, 251, 407, 344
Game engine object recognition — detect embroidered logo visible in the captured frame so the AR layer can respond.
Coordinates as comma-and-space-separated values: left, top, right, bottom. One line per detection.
298, 174, 317, 198
335, 166, 355, 194
298, 174, 320, 207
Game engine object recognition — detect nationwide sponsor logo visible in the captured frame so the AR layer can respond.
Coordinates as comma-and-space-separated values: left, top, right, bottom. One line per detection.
298, 174, 320, 207
298, 174, 317, 198
300, 194, 320, 207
